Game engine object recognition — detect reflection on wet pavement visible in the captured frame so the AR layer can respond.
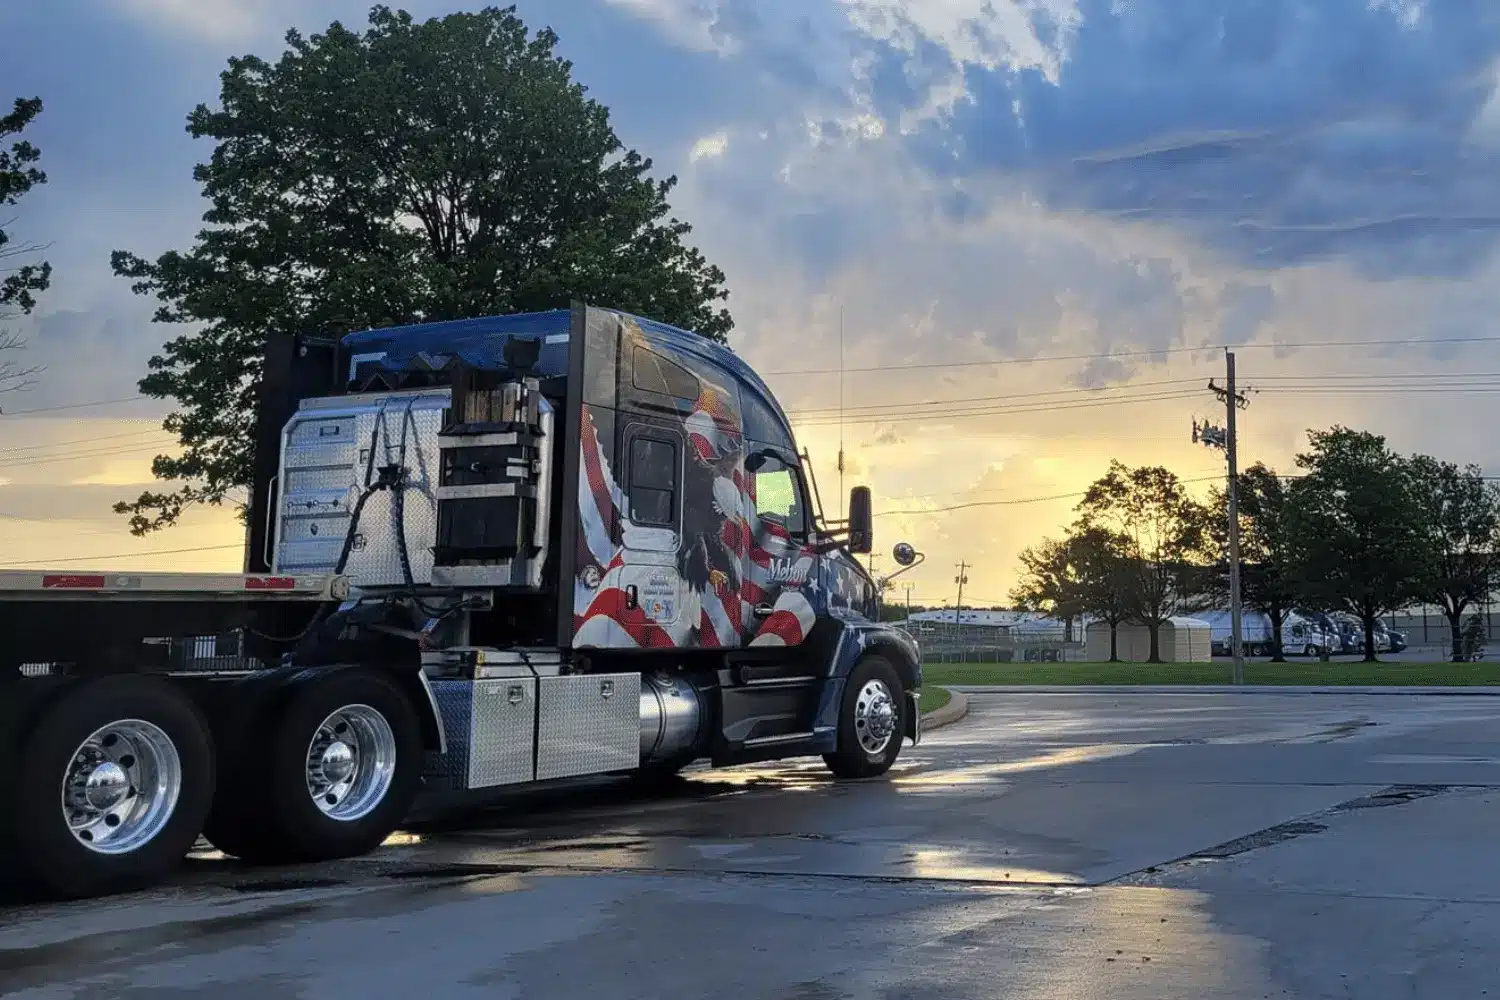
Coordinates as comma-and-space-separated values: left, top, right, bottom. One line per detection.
8, 690, 1500, 999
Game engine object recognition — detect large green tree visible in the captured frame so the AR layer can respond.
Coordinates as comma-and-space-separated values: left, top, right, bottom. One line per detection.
1011, 535, 1089, 641
0, 96, 49, 397
1072, 525, 1135, 663
1285, 427, 1431, 661
1208, 463, 1300, 661
112, 5, 733, 533
1408, 454, 1500, 662
1077, 462, 1211, 663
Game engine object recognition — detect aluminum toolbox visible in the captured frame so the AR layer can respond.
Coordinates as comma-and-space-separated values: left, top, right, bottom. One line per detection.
424, 677, 537, 790
535, 673, 642, 781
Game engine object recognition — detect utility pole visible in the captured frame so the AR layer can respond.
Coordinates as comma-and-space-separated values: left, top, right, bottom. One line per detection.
1224, 351, 1244, 685
954, 561, 969, 625
904, 583, 913, 620
1197, 354, 1250, 684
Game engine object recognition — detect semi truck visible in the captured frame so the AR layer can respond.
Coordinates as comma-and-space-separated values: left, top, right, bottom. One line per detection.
0, 304, 926, 900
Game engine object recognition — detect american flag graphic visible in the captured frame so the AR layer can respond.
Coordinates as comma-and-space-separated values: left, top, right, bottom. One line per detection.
571, 390, 818, 651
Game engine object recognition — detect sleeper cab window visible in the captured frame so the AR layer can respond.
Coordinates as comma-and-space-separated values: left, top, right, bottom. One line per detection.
630, 435, 678, 526
632, 346, 700, 402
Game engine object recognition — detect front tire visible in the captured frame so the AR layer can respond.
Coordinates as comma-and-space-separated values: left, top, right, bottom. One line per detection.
11, 676, 214, 899
823, 657, 906, 780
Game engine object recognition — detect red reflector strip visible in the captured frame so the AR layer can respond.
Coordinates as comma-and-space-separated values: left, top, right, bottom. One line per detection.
42, 575, 108, 589
245, 576, 297, 591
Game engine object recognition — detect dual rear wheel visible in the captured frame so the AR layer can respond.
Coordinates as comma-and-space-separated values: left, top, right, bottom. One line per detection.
5, 669, 422, 899
204, 669, 423, 864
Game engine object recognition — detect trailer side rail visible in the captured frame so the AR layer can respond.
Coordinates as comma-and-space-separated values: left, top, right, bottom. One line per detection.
0, 570, 349, 602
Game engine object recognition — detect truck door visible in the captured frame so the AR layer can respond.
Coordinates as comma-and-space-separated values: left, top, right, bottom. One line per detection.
615, 418, 689, 644
741, 448, 818, 647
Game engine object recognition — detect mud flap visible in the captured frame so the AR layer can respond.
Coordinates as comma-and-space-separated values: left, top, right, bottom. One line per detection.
906, 691, 921, 746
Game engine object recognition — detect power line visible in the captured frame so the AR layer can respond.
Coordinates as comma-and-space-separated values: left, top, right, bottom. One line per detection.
761, 335, 1500, 378
792, 389, 1202, 429
873, 474, 1228, 518
2, 443, 171, 470
0, 395, 148, 416
0, 428, 167, 458
2, 543, 242, 567
783, 377, 1207, 418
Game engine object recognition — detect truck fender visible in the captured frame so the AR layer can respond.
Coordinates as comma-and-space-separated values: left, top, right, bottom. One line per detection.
212, 663, 445, 758
811, 619, 924, 743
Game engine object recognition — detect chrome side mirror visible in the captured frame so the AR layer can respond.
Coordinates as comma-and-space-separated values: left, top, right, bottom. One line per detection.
893, 542, 917, 567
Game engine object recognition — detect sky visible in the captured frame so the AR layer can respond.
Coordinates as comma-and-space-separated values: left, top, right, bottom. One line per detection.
4, 0, 1500, 605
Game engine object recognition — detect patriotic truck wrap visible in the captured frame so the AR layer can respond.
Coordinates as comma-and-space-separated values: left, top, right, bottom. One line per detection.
0, 303, 925, 901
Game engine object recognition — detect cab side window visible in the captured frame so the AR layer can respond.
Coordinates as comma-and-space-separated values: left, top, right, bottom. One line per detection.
630, 436, 678, 526
751, 452, 809, 539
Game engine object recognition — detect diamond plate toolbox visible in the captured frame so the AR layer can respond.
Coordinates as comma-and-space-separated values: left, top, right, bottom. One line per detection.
424, 678, 537, 790
535, 673, 642, 781
276, 389, 448, 587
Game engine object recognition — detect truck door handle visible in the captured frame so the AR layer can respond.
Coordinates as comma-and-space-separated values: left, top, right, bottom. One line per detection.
625, 585, 639, 610
753, 604, 775, 619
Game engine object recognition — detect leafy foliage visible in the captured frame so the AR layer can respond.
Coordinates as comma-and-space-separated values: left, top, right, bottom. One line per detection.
1011, 536, 1087, 628
1208, 462, 1299, 660
1285, 427, 1432, 661
1408, 455, 1500, 661
112, 5, 733, 533
0, 96, 49, 398
1076, 461, 1212, 662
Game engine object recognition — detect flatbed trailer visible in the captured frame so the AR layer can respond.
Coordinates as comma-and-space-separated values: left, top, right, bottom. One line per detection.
1, 303, 925, 900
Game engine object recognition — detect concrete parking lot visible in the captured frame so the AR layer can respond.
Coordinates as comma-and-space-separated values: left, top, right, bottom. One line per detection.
5, 689, 1500, 999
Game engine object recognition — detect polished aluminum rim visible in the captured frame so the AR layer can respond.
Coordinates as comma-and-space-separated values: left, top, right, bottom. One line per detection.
854, 678, 897, 755
61, 719, 182, 856
305, 704, 397, 822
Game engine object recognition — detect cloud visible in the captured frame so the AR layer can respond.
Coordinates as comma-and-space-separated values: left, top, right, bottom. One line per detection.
691, 131, 730, 162
112, 0, 268, 41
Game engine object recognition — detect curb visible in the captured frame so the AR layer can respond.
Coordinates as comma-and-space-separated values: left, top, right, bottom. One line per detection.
921, 687, 969, 730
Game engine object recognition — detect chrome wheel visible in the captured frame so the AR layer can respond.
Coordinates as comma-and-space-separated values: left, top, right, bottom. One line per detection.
61, 719, 182, 856
854, 678, 897, 755
305, 704, 397, 823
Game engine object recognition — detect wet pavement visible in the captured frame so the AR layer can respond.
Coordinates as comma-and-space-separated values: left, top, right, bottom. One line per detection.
5, 690, 1500, 998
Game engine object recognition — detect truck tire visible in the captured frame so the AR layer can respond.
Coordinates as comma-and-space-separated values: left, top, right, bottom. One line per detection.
822, 656, 906, 780
251, 669, 422, 863
11, 676, 214, 899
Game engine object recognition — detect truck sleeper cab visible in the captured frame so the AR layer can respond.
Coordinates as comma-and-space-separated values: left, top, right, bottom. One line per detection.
0, 303, 924, 900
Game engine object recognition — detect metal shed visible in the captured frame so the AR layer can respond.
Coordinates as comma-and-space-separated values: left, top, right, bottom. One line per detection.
1085, 617, 1213, 663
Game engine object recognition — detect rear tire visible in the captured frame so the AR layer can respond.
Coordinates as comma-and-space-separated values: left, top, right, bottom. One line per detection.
11, 676, 214, 899
256, 669, 422, 863
823, 657, 906, 780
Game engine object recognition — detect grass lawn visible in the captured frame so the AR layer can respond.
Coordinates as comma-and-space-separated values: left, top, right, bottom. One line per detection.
918, 686, 953, 714
923, 660, 1500, 687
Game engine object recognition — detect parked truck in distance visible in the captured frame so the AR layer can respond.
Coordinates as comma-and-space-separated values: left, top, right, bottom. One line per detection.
1, 304, 926, 900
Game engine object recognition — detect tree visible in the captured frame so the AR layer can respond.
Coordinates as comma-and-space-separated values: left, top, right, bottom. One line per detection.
1071, 525, 1134, 663
1011, 535, 1088, 641
1408, 454, 1500, 662
112, 5, 733, 534
1285, 427, 1431, 662
1208, 463, 1300, 661
1077, 462, 1211, 662
0, 96, 49, 399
